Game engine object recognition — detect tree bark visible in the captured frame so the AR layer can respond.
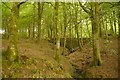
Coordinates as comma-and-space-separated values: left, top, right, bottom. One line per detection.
86, 19, 91, 39
91, 2, 102, 66
113, 11, 117, 35
118, 2, 120, 36
102, 16, 108, 39
99, 20, 102, 38
7, 2, 19, 63
63, 3, 67, 54
32, 3, 35, 38
38, 2, 44, 41
80, 2, 102, 66
69, 5, 73, 50
109, 14, 114, 35
74, 4, 82, 50
54, 2, 60, 63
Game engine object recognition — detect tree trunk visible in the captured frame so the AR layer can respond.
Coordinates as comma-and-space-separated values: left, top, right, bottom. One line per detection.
69, 7, 72, 50
32, 3, 35, 38
102, 16, 108, 39
28, 24, 31, 38
99, 20, 102, 38
47, 19, 50, 39
113, 11, 117, 35
54, 2, 60, 63
74, 4, 82, 50
118, 2, 120, 36
50, 24, 53, 39
29, 21, 33, 38
109, 15, 114, 35
91, 2, 102, 66
7, 2, 19, 63
63, 3, 67, 54
38, 2, 44, 41
86, 19, 91, 39
79, 9, 83, 47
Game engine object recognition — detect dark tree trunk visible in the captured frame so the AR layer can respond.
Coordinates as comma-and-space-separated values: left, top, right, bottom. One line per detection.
113, 11, 117, 35
32, 3, 35, 38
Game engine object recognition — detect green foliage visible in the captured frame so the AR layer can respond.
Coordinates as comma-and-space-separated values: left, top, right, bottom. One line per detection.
2, 2, 119, 38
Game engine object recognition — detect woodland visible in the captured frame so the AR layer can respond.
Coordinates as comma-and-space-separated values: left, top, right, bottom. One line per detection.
1, 1, 120, 78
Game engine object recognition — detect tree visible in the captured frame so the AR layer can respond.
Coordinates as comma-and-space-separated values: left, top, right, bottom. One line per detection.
102, 15, 108, 39
79, 2, 102, 66
113, 11, 117, 35
91, 2, 102, 66
74, 3, 82, 50
119, 2, 120, 36
38, 2, 44, 41
32, 3, 35, 38
54, 2, 60, 63
7, 2, 19, 62
63, 3, 67, 54
6, 1, 27, 63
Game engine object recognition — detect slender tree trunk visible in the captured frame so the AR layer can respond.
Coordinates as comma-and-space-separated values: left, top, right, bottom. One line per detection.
79, 9, 83, 47
63, 3, 67, 54
38, 2, 44, 41
4, 18, 10, 39
74, 4, 82, 50
91, 2, 102, 66
47, 20, 50, 39
31, 3, 35, 38
99, 9, 102, 38
7, 2, 19, 63
29, 22, 33, 38
99, 19, 102, 38
50, 24, 53, 39
105, 18, 108, 38
69, 22, 72, 50
102, 16, 108, 39
46, 15, 50, 39
109, 15, 114, 35
4, 19, 8, 39
86, 19, 91, 39
113, 11, 117, 35
54, 2, 60, 63
118, 2, 120, 36
69, 8, 72, 50
28, 24, 31, 38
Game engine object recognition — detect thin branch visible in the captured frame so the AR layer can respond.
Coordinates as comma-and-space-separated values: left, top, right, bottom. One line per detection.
45, 2, 55, 9
78, 2, 90, 14
2, 2, 12, 10
18, 0, 28, 8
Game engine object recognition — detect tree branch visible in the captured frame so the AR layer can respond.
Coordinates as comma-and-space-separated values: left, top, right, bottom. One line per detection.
78, 2, 90, 14
2, 2, 12, 10
18, 0, 28, 8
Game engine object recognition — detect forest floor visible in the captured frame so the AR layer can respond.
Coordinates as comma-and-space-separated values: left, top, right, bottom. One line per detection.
2, 37, 118, 78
